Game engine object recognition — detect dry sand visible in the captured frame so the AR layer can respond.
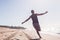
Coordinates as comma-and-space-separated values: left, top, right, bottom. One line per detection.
0, 26, 60, 40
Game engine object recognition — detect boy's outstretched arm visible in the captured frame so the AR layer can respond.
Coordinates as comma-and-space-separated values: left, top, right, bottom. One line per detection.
21, 16, 31, 24
36, 11, 48, 16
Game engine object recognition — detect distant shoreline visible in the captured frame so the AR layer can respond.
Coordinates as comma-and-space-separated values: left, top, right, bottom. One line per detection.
0, 25, 26, 29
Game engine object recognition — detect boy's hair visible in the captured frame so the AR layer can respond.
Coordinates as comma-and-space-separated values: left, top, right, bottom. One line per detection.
31, 10, 34, 13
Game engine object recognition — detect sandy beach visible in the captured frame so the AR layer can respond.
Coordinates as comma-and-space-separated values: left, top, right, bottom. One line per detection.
0, 26, 60, 40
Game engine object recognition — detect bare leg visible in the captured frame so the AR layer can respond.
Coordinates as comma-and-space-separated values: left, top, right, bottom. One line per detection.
36, 31, 41, 38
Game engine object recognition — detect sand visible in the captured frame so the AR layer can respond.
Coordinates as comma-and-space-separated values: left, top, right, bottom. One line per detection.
0, 26, 60, 40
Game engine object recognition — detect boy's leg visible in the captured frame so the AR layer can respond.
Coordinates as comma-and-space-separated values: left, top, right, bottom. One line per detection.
36, 31, 41, 38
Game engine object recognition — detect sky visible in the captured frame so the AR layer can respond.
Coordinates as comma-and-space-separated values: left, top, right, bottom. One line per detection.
0, 0, 60, 33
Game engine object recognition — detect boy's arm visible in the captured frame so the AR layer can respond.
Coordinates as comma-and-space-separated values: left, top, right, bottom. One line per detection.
21, 16, 31, 24
36, 11, 48, 16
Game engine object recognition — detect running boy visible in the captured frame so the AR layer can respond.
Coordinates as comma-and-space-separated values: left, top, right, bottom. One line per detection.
22, 10, 48, 39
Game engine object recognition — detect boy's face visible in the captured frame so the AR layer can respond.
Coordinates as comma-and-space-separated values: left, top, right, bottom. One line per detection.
31, 10, 34, 14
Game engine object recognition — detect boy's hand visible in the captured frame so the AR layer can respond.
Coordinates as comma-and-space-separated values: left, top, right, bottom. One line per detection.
21, 22, 24, 24
45, 11, 48, 13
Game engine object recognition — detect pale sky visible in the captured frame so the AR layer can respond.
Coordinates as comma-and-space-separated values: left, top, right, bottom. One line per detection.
0, 0, 60, 33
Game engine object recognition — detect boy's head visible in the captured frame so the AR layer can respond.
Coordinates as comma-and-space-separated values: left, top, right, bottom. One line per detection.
31, 10, 34, 14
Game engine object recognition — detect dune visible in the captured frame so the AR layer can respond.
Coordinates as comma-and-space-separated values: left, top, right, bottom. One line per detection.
0, 25, 60, 40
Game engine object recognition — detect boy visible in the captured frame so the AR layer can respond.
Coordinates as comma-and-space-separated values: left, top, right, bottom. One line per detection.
22, 10, 48, 39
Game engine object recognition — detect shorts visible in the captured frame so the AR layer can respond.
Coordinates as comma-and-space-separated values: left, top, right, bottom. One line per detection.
33, 23, 41, 31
